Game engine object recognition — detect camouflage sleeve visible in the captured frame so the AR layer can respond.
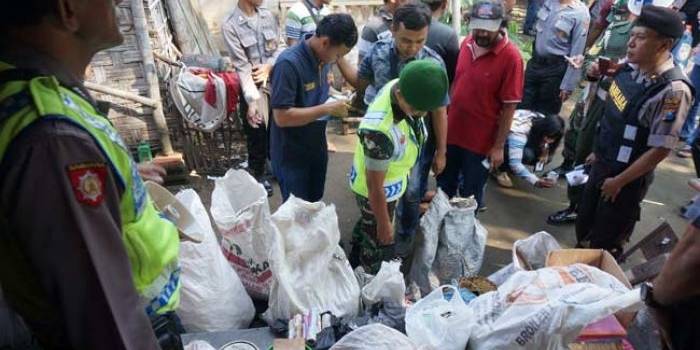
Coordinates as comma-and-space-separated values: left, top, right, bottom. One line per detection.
359, 129, 394, 171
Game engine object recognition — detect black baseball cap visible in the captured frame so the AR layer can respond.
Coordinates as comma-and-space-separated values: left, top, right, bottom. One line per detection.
470, 0, 504, 32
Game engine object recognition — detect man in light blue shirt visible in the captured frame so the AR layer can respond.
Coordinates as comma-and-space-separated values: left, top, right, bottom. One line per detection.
519, 0, 590, 115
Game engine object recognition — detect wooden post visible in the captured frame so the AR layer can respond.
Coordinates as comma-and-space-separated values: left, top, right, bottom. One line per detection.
84, 81, 159, 108
131, 0, 174, 155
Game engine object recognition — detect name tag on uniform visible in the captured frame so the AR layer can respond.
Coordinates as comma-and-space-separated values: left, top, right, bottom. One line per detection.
617, 146, 633, 164
304, 82, 316, 91
623, 125, 637, 141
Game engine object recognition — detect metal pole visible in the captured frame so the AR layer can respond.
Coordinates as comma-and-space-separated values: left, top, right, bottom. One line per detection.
131, 0, 174, 155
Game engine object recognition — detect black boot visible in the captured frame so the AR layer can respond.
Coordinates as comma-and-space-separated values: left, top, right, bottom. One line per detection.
547, 207, 577, 225
553, 159, 575, 176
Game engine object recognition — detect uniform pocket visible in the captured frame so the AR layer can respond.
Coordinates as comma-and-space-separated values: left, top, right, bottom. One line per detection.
262, 29, 278, 55
240, 33, 260, 60
554, 18, 574, 43
535, 7, 549, 32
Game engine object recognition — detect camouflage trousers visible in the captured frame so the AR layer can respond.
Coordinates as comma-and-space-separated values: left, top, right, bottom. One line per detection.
350, 195, 398, 275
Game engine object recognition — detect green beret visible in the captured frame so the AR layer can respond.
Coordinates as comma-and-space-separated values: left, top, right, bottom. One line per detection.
399, 60, 448, 112
635, 5, 684, 39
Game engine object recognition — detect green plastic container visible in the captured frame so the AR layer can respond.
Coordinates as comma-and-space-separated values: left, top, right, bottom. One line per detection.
137, 140, 153, 163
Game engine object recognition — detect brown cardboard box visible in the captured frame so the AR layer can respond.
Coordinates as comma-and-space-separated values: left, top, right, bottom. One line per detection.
545, 249, 636, 327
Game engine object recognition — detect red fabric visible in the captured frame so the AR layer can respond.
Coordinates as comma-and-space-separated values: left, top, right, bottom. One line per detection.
447, 34, 524, 155
203, 72, 218, 107
67, 163, 107, 206
218, 71, 241, 114
190, 68, 241, 114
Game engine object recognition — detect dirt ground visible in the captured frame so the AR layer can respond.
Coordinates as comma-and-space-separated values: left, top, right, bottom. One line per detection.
176, 93, 692, 348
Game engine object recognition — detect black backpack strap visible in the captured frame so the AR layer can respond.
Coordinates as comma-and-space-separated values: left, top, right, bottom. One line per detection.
660, 65, 695, 97
0, 69, 40, 123
0, 68, 41, 85
621, 66, 689, 124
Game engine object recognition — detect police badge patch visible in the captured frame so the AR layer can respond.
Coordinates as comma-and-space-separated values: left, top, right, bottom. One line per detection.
661, 91, 682, 122
67, 163, 107, 206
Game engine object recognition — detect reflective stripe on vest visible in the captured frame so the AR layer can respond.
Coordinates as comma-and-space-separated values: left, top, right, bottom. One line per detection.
350, 80, 420, 202
0, 68, 180, 316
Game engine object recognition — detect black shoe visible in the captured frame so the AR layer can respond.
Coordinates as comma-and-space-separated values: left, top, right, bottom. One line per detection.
547, 208, 577, 225
262, 179, 273, 197
554, 161, 574, 176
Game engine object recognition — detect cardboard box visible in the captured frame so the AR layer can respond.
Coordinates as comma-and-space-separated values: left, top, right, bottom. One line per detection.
545, 249, 636, 327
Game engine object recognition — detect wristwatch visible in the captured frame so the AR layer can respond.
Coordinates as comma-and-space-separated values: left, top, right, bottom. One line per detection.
641, 282, 662, 308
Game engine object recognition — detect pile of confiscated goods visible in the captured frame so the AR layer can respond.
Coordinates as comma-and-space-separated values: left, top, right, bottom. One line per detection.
160, 170, 643, 350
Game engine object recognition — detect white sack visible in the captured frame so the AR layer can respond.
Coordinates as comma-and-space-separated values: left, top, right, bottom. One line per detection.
176, 189, 255, 332
211, 169, 274, 300
264, 196, 360, 323
330, 324, 418, 350
469, 264, 642, 350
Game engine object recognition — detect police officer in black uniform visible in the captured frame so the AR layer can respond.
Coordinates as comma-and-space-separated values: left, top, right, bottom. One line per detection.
576, 5, 693, 258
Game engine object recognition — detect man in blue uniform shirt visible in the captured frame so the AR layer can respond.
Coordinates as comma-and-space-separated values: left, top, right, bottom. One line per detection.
270, 14, 358, 202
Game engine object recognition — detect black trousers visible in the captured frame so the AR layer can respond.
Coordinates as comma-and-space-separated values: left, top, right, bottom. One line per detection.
238, 97, 269, 179
518, 57, 568, 115
666, 297, 700, 350
575, 160, 653, 258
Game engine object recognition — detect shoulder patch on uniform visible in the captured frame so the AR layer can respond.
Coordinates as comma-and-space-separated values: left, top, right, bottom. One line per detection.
661, 90, 683, 121
360, 130, 394, 160
67, 162, 107, 206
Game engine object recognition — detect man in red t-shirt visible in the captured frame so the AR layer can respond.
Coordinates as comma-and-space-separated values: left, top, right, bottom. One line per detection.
436, 0, 524, 208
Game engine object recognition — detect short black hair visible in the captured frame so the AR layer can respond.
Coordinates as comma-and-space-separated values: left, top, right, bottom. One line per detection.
423, 0, 446, 13
0, 1, 57, 27
393, 2, 432, 31
315, 14, 358, 48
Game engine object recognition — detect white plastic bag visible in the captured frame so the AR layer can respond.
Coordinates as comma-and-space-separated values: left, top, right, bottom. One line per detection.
469, 264, 642, 350
361, 261, 405, 306
264, 195, 360, 323
176, 189, 255, 331
406, 285, 474, 350
487, 231, 561, 286
409, 189, 451, 296
331, 324, 418, 350
211, 169, 274, 300
435, 197, 487, 284
170, 67, 227, 132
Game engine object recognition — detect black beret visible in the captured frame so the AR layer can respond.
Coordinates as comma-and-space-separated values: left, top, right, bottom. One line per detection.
635, 5, 684, 39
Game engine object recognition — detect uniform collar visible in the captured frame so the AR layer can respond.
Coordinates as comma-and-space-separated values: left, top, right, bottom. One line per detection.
0, 48, 99, 109
0, 47, 83, 88
231, 6, 266, 26
301, 34, 323, 68
629, 55, 676, 85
